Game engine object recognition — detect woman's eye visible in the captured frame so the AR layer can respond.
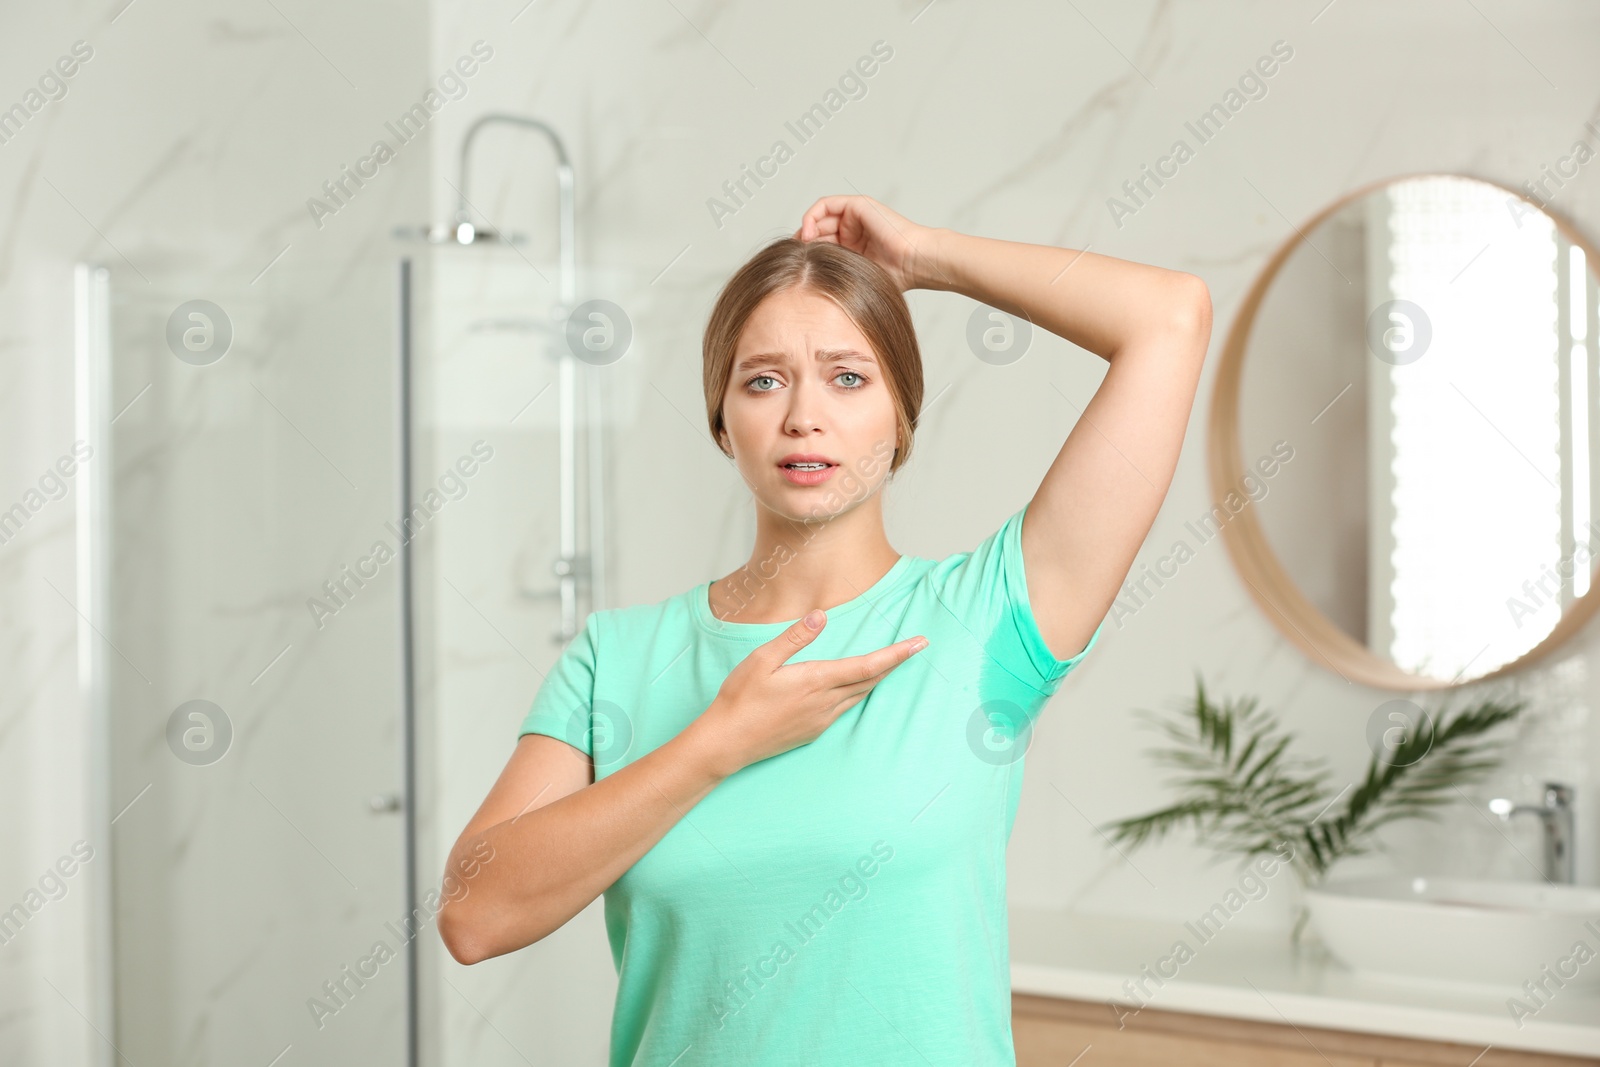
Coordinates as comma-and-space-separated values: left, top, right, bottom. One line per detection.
744, 371, 866, 392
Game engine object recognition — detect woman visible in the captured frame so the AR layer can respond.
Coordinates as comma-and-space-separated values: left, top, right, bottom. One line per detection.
438, 194, 1211, 1066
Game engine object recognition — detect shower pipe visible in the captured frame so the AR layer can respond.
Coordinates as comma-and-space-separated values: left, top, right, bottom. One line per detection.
450, 114, 599, 640
391, 115, 602, 1063
393, 112, 604, 640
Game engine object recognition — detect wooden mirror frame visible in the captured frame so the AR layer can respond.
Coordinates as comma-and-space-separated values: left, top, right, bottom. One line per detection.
1207, 170, 1600, 690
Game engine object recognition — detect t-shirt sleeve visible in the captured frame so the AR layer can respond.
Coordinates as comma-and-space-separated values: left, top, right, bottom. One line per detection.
926, 500, 1102, 695
517, 611, 599, 756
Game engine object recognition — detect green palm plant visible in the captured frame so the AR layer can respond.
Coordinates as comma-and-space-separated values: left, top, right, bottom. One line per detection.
1101, 677, 1524, 941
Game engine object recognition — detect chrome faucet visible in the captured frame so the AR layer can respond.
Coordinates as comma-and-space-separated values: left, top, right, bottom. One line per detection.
1487, 781, 1574, 884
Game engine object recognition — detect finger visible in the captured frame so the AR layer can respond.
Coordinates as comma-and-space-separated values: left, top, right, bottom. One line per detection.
798, 196, 860, 242
846, 651, 915, 693
808, 194, 860, 220
828, 688, 872, 718
798, 194, 851, 229
801, 213, 842, 244
823, 636, 928, 687
763, 610, 827, 665
796, 200, 831, 242
828, 648, 919, 705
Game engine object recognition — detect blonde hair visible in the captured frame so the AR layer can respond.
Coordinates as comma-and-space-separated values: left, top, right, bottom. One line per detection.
702, 237, 923, 474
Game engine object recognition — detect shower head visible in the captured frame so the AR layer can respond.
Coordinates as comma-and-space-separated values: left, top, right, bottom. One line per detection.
391, 221, 527, 246
392, 112, 570, 311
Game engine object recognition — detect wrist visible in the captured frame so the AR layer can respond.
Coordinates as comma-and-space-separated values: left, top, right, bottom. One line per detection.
675, 714, 740, 784
910, 226, 957, 292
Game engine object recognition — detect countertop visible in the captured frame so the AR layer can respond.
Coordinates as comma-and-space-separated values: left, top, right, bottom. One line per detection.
1009, 907, 1600, 1059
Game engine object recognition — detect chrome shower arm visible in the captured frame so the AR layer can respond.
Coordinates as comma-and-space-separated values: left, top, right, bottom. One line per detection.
454, 112, 576, 307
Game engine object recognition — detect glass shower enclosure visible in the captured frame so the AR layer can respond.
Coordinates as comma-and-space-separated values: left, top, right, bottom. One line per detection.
83, 252, 414, 1066
79, 192, 622, 1064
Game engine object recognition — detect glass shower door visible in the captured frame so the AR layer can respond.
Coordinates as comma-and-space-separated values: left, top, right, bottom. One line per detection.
94, 252, 412, 1067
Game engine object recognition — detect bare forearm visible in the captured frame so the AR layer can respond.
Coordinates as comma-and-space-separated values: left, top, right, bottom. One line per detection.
914, 227, 1201, 361
440, 722, 730, 963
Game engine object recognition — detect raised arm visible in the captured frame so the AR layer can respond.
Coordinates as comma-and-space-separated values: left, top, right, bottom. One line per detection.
794, 196, 1212, 659
916, 228, 1211, 658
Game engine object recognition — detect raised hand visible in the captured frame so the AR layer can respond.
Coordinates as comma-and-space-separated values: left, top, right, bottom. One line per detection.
793, 194, 942, 292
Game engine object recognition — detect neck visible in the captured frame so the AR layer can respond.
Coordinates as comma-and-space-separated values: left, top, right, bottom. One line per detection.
709, 498, 900, 624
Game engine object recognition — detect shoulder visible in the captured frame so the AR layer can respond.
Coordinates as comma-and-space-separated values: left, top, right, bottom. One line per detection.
913, 502, 1100, 691
584, 583, 702, 650
918, 503, 1027, 604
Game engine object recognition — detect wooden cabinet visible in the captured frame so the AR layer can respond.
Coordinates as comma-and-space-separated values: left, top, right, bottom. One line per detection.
1014, 994, 1600, 1067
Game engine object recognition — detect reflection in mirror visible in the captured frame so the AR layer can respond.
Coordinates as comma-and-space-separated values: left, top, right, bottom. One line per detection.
1232, 174, 1600, 685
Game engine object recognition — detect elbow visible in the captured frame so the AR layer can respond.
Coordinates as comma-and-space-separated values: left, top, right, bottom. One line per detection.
1169, 273, 1213, 352
438, 899, 555, 965
437, 902, 489, 966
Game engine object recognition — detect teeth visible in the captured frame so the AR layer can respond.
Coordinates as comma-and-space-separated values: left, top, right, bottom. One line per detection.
787, 462, 827, 469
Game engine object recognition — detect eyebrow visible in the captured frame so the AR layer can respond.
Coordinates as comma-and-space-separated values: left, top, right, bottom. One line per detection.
734, 348, 877, 372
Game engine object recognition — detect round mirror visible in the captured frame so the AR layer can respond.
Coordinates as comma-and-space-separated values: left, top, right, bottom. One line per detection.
1210, 172, 1600, 688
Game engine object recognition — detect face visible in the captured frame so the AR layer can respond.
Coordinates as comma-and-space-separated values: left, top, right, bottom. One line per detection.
718, 287, 900, 521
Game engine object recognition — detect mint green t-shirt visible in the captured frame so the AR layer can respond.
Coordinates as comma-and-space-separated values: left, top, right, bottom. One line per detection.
518, 501, 1102, 1066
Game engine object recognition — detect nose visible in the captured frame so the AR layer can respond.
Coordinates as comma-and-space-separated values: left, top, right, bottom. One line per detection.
782, 378, 825, 436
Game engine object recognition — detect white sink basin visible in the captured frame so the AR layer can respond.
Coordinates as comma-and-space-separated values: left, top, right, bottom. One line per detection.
1306, 876, 1600, 990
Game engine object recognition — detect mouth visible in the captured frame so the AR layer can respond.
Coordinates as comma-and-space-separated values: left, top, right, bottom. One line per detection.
777, 455, 838, 485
